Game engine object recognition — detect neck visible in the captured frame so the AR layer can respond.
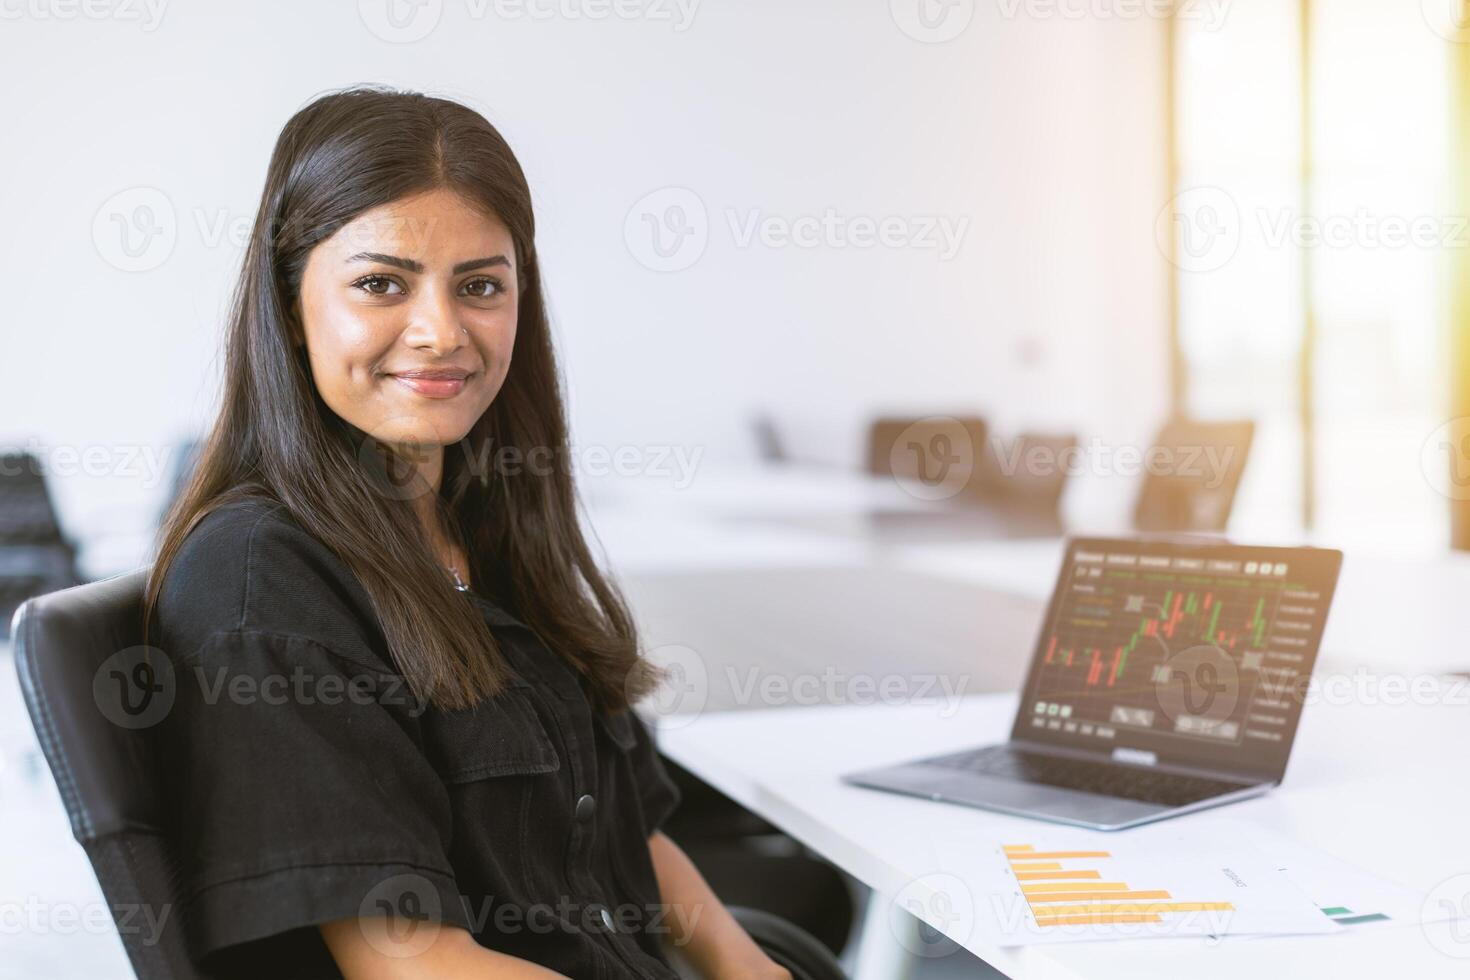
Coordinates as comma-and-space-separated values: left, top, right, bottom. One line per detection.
386, 440, 447, 541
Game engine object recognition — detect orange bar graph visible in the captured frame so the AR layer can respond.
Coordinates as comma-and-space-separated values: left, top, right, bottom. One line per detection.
1033, 913, 1163, 926
1003, 844, 1235, 929
1026, 890, 1173, 903
1022, 881, 1129, 894
1033, 902, 1233, 917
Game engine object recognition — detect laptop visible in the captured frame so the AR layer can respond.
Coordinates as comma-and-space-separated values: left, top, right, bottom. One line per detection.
842, 536, 1343, 830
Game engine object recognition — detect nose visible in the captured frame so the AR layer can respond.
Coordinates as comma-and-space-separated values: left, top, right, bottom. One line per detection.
401, 285, 466, 355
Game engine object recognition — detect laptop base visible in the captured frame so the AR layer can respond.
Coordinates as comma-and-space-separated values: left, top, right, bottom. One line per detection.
842, 751, 1272, 831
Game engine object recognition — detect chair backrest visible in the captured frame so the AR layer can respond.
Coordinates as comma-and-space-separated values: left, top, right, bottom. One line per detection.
750, 414, 789, 464
0, 451, 80, 639
974, 430, 1078, 515
0, 451, 72, 546
867, 415, 989, 491
12, 567, 213, 980
1133, 417, 1256, 532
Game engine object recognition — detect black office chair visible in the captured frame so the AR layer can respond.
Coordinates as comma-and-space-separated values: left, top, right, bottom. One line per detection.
661, 759, 856, 957
12, 570, 847, 980
1133, 417, 1255, 533
0, 450, 81, 639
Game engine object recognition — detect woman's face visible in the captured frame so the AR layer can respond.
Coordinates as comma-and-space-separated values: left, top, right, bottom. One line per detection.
295, 187, 518, 451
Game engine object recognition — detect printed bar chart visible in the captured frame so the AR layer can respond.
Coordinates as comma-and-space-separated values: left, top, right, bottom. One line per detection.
926, 818, 1376, 946
1003, 843, 1235, 928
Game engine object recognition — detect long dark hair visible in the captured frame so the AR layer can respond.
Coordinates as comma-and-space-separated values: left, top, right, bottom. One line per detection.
144, 84, 659, 712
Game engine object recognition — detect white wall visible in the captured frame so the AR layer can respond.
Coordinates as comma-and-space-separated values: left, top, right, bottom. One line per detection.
0, 0, 1169, 565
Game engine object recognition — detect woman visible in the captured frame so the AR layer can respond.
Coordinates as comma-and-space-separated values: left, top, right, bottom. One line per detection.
144, 85, 789, 980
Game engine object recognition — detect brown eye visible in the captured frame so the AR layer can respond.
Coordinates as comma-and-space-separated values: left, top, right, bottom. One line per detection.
461, 277, 504, 299
353, 274, 403, 296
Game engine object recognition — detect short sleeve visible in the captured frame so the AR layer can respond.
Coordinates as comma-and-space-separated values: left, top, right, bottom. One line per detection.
157, 628, 472, 972
625, 708, 682, 838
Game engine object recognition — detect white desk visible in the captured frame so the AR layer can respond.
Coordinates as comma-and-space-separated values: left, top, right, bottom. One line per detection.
655, 691, 1470, 979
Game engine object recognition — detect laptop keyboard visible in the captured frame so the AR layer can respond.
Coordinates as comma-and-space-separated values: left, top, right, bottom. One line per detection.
925, 745, 1255, 808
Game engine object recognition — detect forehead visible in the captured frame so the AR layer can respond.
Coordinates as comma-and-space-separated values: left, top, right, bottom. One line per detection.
322, 188, 513, 259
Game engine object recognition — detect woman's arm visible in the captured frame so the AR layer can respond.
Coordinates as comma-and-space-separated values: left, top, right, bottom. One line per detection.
318, 919, 570, 979
648, 831, 793, 980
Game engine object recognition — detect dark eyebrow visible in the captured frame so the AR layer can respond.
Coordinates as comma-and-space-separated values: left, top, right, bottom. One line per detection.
344, 252, 512, 275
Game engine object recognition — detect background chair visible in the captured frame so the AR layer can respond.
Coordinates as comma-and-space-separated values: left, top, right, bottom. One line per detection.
749, 413, 791, 465
0, 451, 80, 639
866, 417, 1075, 538
971, 429, 1078, 533
1133, 417, 1255, 533
866, 415, 988, 489
12, 571, 848, 980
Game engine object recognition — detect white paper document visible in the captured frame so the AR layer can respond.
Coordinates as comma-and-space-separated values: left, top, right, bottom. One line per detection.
925, 823, 1341, 946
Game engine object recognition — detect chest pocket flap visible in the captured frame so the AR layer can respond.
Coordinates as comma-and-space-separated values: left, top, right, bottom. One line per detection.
426, 680, 561, 783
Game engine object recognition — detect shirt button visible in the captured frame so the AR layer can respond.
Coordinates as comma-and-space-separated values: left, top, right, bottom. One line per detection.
575, 793, 596, 823
600, 906, 615, 931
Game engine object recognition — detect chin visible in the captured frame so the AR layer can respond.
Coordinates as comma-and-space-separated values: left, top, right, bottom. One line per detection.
367, 415, 475, 449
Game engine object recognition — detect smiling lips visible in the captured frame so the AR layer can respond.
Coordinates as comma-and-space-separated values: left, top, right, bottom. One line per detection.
389, 367, 472, 399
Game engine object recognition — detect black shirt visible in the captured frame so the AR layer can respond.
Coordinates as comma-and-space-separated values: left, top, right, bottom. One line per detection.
151, 498, 683, 979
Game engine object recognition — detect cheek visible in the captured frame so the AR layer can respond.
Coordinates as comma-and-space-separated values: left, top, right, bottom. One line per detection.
308, 296, 393, 359
303, 305, 397, 398
479, 296, 518, 338
475, 308, 518, 383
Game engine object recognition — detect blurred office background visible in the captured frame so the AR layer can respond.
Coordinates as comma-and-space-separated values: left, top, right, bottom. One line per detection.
4, 1, 1470, 977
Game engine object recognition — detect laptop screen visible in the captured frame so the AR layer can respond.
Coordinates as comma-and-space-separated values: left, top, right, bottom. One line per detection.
1009, 537, 1343, 783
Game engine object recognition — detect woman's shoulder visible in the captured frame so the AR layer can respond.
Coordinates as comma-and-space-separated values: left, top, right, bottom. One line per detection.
155, 496, 388, 667
168, 495, 292, 568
